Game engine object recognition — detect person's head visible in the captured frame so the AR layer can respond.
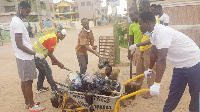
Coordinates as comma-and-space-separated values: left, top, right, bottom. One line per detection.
154, 4, 162, 15
105, 65, 112, 77
139, 1, 150, 13
138, 11, 156, 34
129, 6, 139, 22
56, 29, 67, 41
18, 1, 31, 19
150, 4, 157, 15
81, 18, 89, 30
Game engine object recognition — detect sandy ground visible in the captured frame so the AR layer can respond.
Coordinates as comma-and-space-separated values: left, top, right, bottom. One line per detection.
0, 25, 190, 112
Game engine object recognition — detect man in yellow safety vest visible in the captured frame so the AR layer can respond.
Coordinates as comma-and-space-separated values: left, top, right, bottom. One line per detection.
32, 28, 66, 94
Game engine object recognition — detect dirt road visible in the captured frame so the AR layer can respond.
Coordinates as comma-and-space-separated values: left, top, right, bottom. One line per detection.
0, 25, 190, 112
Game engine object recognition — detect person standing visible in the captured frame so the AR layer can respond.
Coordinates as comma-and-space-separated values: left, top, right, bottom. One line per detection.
10, 1, 45, 111
139, 11, 200, 112
129, 0, 160, 99
32, 29, 66, 94
75, 18, 99, 74
154, 4, 169, 26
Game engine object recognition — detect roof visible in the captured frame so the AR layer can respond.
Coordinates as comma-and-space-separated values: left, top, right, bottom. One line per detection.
54, 1, 77, 7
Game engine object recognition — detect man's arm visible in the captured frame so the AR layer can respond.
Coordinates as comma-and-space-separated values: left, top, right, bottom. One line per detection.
154, 48, 168, 83
85, 45, 98, 56
149, 45, 158, 69
136, 39, 151, 47
15, 33, 36, 55
48, 50, 64, 68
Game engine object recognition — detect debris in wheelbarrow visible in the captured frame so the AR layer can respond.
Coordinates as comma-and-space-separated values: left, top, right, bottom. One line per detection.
69, 72, 121, 96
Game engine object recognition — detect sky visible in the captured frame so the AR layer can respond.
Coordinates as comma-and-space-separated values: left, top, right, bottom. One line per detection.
53, 0, 127, 15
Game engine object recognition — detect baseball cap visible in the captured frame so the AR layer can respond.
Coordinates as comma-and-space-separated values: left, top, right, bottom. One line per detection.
61, 29, 67, 35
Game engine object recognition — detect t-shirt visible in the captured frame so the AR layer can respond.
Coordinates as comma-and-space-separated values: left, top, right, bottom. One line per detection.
158, 13, 169, 25
10, 16, 34, 60
139, 16, 160, 51
75, 29, 94, 55
151, 23, 200, 68
129, 22, 142, 44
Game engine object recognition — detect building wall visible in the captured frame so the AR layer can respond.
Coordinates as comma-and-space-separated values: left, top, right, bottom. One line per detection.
0, 15, 14, 23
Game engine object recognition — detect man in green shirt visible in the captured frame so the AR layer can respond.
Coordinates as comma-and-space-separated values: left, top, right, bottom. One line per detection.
128, 6, 142, 66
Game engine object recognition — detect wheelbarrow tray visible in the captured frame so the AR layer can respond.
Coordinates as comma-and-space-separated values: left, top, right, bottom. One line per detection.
66, 82, 123, 110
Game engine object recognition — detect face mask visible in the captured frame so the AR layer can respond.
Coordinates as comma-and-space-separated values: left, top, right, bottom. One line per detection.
144, 31, 152, 37
84, 28, 90, 33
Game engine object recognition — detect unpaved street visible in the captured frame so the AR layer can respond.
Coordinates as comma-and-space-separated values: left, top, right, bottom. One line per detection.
0, 25, 190, 112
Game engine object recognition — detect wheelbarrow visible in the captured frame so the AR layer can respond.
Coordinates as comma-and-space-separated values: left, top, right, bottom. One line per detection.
53, 73, 149, 112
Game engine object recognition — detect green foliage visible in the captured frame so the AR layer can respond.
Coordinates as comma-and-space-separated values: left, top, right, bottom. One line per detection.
117, 23, 128, 48
5, 0, 13, 2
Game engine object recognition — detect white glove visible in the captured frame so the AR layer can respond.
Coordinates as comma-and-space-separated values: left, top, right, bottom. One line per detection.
150, 82, 160, 95
129, 44, 137, 50
35, 53, 45, 59
144, 68, 152, 78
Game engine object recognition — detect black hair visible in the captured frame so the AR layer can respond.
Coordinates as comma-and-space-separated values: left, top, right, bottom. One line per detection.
155, 4, 162, 10
139, 11, 156, 23
19, 1, 31, 9
150, 4, 157, 8
81, 18, 89, 23
140, 0, 150, 6
106, 64, 112, 70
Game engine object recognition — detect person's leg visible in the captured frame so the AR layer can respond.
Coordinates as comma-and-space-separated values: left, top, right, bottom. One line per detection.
143, 48, 155, 88
134, 51, 145, 88
163, 68, 187, 112
21, 81, 28, 105
187, 63, 200, 112
77, 55, 87, 74
35, 58, 45, 90
24, 80, 34, 107
41, 59, 57, 90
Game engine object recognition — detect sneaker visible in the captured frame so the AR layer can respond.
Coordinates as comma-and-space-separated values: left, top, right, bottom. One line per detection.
25, 104, 29, 109
36, 87, 49, 94
25, 102, 40, 109
29, 105, 45, 112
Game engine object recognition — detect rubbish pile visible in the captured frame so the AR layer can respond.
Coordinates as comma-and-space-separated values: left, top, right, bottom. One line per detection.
65, 72, 121, 96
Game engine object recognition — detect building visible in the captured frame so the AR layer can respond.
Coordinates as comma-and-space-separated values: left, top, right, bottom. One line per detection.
74, 0, 102, 21
0, 0, 52, 23
53, 0, 79, 21
101, 6, 108, 21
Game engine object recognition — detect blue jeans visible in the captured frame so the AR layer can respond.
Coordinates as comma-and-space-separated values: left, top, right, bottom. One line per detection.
35, 58, 57, 91
163, 62, 200, 112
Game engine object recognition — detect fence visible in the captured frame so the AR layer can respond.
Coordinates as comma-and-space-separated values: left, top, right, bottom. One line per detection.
162, 1, 200, 46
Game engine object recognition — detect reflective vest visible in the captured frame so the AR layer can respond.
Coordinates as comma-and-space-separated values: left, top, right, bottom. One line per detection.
32, 33, 58, 57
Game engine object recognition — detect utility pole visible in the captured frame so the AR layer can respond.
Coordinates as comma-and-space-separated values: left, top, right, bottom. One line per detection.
112, 6, 120, 64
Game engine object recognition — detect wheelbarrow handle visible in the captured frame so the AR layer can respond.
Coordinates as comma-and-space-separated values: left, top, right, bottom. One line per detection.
114, 89, 149, 112
123, 74, 145, 86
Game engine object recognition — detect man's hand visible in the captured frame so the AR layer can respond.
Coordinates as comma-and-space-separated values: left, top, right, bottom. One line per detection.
92, 45, 97, 50
150, 82, 160, 95
129, 44, 137, 51
127, 52, 132, 60
58, 62, 64, 69
94, 51, 99, 56
35, 53, 45, 59
144, 68, 153, 78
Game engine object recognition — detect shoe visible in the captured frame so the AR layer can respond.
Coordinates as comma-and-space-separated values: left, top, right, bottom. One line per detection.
29, 105, 45, 112
36, 87, 49, 94
25, 104, 29, 109
142, 92, 153, 99
25, 102, 40, 109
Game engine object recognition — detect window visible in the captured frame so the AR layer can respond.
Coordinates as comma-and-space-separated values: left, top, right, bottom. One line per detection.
4, 6, 15, 12
81, 2, 85, 6
86, 1, 91, 6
